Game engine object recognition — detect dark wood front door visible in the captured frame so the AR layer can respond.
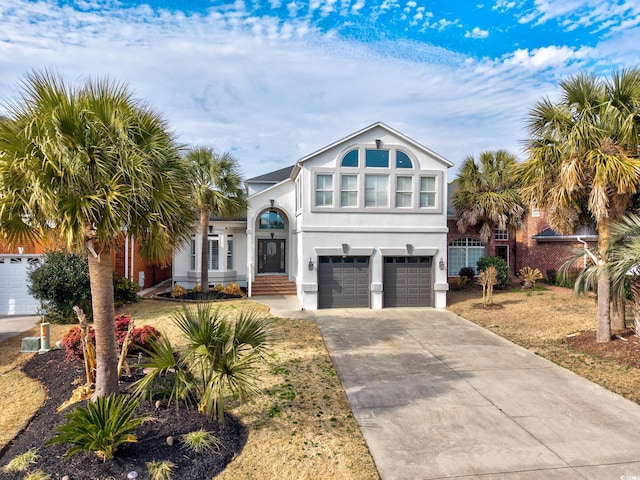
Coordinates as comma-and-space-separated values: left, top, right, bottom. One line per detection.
258, 239, 286, 273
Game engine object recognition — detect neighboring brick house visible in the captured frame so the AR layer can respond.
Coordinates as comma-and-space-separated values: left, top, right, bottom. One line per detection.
447, 181, 597, 281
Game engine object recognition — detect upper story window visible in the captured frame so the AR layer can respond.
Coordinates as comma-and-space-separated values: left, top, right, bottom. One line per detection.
395, 176, 413, 208
311, 144, 441, 213
365, 149, 389, 168
341, 149, 359, 167
419, 176, 437, 208
341, 174, 358, 207
315, 174, 333, 207
259, 210, 285, 229
495, 228, 508, 241
365, 175, 389, 207
531, 202, 540, 217
396, 151, 413, 168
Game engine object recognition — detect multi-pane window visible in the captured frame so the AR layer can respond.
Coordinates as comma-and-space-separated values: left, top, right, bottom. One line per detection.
208, 238, 219, 270
494, 228, 508, 240
365, 149, 389, 168
419, 176, 437, 208
315, 174, 333, 207
227, 238, 233, 270
341, 175, 358, 207
531, 203, 540, 217
448, 237, 484, 276
395, 176, 413, 207
365, 175, 389, 207
190, 239, 196, 271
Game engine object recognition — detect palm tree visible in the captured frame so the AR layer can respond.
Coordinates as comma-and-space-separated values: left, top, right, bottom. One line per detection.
572, 213, 640, 336
0, 71, 196, 396
185, 147, 245, 294
517, 69, 640, 342
452, 149, 526, 256
133, 304, 269, 425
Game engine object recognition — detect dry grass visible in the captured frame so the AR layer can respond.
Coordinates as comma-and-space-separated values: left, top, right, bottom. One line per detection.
0, 299, 379, 480
448, 285, 640, 404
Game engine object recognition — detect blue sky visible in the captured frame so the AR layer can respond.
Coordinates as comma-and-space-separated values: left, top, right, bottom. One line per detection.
1, 0, 639, 177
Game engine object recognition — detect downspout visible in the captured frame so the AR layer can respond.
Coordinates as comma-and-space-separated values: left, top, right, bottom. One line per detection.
130, 237, 135, 282
124, 233, 129, 282
576, 236, 588, 269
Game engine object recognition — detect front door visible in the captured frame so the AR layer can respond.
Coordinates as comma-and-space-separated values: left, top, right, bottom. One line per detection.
258, 239, 286, 273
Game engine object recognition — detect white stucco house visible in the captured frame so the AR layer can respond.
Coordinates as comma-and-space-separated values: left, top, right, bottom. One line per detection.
173, 122, 452, 309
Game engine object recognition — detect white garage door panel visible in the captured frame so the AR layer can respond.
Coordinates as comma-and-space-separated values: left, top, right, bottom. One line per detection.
0, 257, 41, 315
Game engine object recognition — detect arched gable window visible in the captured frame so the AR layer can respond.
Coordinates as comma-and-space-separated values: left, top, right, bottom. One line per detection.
396, 150, 413, 168
341, 149, 359, 167
259, 210, 285, 229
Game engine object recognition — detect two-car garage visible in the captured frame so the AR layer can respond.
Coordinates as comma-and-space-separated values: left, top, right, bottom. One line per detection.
317, 255, 433, 309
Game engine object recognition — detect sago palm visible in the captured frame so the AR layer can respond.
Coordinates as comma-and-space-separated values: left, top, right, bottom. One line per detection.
185, 147, 245, 294
517, 68, 640, 342
452, 149, 526, 253
0, 71, 196, 395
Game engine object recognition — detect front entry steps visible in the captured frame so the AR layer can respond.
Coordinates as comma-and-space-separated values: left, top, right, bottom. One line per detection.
252, 275, 297, 296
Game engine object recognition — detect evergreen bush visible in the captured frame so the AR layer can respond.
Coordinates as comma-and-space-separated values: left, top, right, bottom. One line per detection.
477, 256, 510, 288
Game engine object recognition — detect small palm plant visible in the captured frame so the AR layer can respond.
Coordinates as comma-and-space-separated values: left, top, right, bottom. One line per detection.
133, 304, 269, 425
478, 265, 498, 306
519, 266, 543, 289
47, 394, 147, 461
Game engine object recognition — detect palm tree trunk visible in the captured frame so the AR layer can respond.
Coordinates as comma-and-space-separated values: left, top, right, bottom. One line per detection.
596, 221, 612, 342
200, 208, 210, 294
88, 246, 119, 397
611, 293, 626, 331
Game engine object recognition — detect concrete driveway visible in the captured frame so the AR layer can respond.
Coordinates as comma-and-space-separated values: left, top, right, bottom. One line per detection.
257, 297, 640, 480
0, 315, 39, 343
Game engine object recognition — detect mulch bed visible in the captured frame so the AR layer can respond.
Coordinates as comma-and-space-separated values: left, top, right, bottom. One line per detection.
567, 328, 640, 370
0, 349, 247, 479
156, 291, 245, 301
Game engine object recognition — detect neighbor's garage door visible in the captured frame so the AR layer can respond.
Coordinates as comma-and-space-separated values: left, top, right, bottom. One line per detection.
383, 256, 433, 307
0, 256, 41, 315
318, 256, 370, 309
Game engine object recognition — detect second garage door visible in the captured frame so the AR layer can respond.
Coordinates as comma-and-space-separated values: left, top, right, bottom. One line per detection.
318, 256, 370, 309
383, 256, 433, 307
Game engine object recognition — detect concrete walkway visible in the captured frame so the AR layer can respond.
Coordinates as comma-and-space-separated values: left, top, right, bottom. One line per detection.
0, 315, 39, 343
253, 296, 640, 480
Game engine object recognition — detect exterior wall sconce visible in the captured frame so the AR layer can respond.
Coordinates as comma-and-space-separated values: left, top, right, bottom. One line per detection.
308, 258, 314, 271
375, 139, 382, 149
439, 257, 446, 270
270, 232, 275, 239
270, 199, 275, 210
342, 243, 349, 255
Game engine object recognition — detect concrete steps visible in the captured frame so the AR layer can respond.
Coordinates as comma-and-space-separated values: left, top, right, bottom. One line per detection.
252, 275, 297, 295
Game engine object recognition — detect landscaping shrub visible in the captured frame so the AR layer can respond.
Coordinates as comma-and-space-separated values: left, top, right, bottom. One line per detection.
221, 282, 245, 296
113, 273, 139, 306
458, 267, 475, 282
47, 394, 147, 461
28, 251, 92, 323
61, 314, 161, 361
133, 304, 269, 425
449, 276, 469, 290
477, 256, 510, 288
171, 284, 187, 298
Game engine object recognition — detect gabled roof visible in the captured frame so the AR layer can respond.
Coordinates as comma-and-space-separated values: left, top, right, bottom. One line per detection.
296, 122, 454, 168
245, 165, 295, 184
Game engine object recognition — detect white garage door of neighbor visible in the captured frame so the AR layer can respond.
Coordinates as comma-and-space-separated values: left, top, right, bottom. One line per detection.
0, 256, 41, 315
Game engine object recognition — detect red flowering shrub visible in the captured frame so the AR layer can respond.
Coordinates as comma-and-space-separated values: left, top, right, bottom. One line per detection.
61, 315, 162, 361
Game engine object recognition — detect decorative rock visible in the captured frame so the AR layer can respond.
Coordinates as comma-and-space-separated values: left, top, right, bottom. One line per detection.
166, 435, 174, 446
155, 400, 161, 410
127, 472, 138, 480
61, 476, 69, 480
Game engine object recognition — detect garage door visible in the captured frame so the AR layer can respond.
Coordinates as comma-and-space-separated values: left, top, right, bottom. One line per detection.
383, 256, 433, 307
318, 256, 370, 309
0, 256, 41, 315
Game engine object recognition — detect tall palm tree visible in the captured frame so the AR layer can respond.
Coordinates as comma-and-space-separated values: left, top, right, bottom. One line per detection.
517, 69, 640, 342
0, 71, 196, 396
452, 149, 526, 256
186, 147, 245, 294
572, 213, 640, 336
